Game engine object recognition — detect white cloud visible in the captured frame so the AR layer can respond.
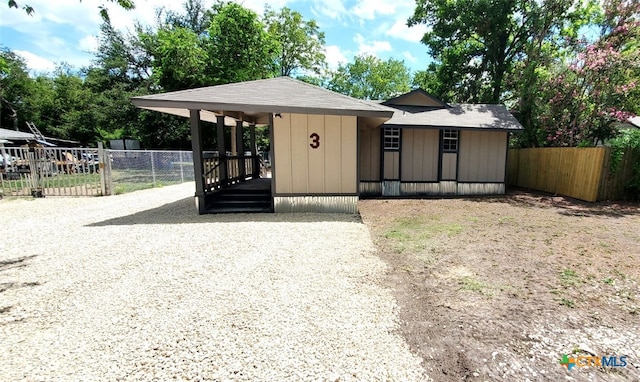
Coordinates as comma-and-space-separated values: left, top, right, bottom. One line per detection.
354, 33, 392, 57
79, 35, 99, 53
403, 51, 417, 63
350, 0, 397, 20
1, 0, 103, 33
311, 0, 349, 20
13, 50, 55, 73
325, 45, 348, 69
386, 18, 429, 42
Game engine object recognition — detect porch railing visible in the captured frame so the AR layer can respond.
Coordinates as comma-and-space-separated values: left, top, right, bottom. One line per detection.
203, 154, 260, 192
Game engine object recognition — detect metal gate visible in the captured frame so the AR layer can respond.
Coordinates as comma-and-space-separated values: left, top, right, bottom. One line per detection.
1, 145, 106, 197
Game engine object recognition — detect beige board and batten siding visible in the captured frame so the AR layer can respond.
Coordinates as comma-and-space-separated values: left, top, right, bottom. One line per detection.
400, 129, 439, 182
358, 121, 381, 181
273, 113, 358, 194
457, 130, 507, 182
441, 153, 457, 180
383, 152, 400, 179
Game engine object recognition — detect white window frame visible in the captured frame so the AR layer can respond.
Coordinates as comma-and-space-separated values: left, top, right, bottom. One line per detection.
442, 129, 458, 153
384, 127, 400, 150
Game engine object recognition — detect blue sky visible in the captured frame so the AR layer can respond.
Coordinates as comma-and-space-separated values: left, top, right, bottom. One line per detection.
1, 0, 433, 76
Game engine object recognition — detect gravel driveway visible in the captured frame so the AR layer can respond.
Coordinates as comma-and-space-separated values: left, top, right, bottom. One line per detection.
0, 183, 427, 381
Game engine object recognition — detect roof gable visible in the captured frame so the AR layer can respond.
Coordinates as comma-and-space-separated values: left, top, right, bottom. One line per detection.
383, 89, 448, 108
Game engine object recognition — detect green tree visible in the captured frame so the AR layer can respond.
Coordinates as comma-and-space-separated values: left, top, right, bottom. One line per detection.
49, 66, 100, 145
408, 0, 596, 104
296, 74, 328, 87
0, 49, 35, 131
150, 27, 208, 91
93, 22, 153, 90
88, 18, 191, 148
205, 2, 278, 84
160, 0, 210, 35
507, 0, 600, 147
328, 55, 411, 100
264, 6, 326, 76
412, 65, 443, 96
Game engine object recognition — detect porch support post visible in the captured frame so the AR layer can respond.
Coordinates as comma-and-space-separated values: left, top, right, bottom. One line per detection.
189, 109, 205, 214
216, 115, 228, 185
236, 119, 245, 180
249, 123, 258, 178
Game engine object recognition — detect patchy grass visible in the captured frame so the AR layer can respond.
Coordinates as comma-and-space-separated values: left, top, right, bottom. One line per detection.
383, 216, 463, 253
560, 268, 582, 287
112, 181, 183, 195
459, 276, 493, 296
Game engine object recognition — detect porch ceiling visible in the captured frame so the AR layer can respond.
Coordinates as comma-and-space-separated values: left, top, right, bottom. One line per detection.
141, 107, 268, 126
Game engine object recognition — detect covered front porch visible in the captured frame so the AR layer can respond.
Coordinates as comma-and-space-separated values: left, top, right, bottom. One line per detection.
133, 104, 274, 214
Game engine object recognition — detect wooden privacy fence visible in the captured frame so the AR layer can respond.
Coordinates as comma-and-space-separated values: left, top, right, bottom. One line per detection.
507, 147, 635, 202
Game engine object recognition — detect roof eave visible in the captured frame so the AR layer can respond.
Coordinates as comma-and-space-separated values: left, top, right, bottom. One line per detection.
132, 98, 394, 119
381, 122, 523, 131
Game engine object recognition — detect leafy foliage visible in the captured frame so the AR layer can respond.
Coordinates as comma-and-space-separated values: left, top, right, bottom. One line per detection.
150, 27, 209, 91
409, 0, 530, 103
1, 49, 36, 131
609, 128, 640, 199
538, 0, 639, 147
328, 55, 411, 100
264, 6, 326, 76
205, 2, 278, 84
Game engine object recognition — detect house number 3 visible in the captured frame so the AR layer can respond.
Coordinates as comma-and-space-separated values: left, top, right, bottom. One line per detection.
309, 133, 320, 149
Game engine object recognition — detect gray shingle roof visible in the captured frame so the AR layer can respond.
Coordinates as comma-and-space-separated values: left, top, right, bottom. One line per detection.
383, 104, 524, 131
0, 128, 36, 140
132, 77, 395, 119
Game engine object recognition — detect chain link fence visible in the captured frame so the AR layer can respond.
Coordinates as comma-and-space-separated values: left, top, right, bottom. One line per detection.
107, 150, 194, 195
1, 147, 211, 197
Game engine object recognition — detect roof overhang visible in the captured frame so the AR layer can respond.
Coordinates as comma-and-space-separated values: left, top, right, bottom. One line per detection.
381, 104, 524, 132
383, 124, 523, 132
131, 77, 395, 124
133, 99, 395, 121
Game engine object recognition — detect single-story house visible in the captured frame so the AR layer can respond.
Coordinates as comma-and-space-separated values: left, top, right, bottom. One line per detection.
132, 77, 523, 213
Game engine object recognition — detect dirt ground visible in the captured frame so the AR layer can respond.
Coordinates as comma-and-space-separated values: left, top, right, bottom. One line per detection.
359, 189, 640, 381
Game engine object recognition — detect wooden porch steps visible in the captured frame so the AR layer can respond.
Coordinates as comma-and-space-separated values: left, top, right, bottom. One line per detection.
203, 179, 272, 213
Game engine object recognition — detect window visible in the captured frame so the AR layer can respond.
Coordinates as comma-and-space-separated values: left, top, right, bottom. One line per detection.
442, 129, 458, 152
384, 127, 400, 150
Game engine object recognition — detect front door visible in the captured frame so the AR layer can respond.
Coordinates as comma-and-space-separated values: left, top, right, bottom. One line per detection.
440, 129, 459, 184
382, 127, 400, 196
